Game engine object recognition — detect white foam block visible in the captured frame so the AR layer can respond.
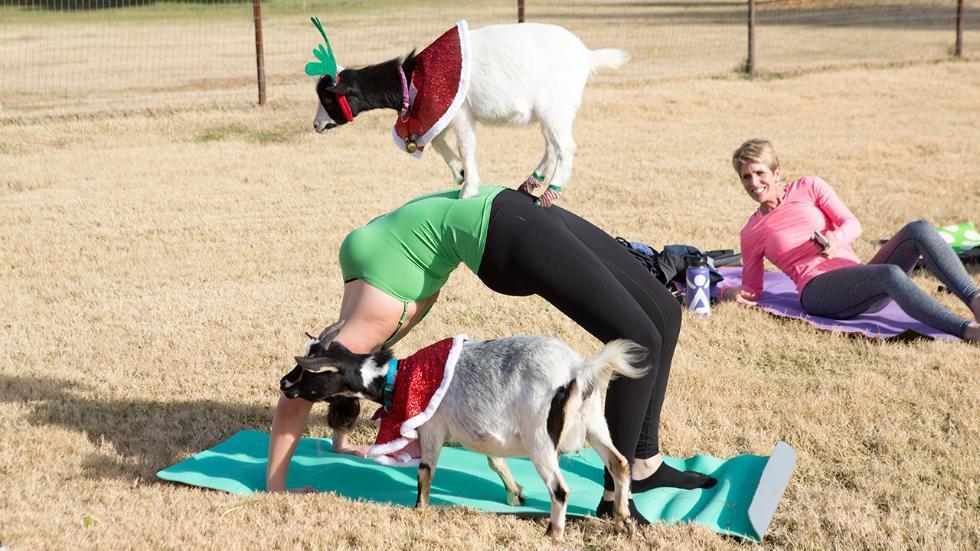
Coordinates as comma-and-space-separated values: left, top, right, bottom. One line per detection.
747, 441, 797, 539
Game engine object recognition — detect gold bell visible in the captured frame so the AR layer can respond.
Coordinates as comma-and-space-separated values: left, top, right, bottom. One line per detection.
405, 140, 418, 154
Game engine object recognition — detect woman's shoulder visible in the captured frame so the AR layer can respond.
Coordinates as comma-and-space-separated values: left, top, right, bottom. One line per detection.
788, 175, 832, 190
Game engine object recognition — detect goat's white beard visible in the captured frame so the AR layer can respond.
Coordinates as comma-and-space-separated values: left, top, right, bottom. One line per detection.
312, 101, 336, 133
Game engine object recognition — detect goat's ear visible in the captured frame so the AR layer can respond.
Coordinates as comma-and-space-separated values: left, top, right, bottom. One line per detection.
317, 319, 346, 343
295, 355, 340, 373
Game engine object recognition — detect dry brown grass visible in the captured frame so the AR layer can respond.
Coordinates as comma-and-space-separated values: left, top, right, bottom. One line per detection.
2, 4, 980, 549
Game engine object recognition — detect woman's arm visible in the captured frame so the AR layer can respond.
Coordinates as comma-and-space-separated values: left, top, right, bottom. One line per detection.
812, 176, 861, 247
266, 280, 435, 492
720, 231, 763, 305
266, 394, 314, 492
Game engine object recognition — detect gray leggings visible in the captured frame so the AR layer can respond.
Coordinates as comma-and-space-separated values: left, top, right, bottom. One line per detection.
800, 220, 978, 338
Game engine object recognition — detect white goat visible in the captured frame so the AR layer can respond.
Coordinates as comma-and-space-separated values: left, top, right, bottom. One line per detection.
281, 325, 648, 540
312, 22, 629, 203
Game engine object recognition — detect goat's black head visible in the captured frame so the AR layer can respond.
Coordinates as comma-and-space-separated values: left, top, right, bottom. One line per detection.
313, 72, 357, 133
280, 320, 367, 431
279, 320, 357, 402
312, 54, 416, 134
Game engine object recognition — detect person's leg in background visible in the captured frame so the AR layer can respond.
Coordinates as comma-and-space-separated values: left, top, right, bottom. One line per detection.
869, 220, 980, 322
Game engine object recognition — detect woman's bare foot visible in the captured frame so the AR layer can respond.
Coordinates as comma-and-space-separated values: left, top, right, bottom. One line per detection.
963, 322, 980, 343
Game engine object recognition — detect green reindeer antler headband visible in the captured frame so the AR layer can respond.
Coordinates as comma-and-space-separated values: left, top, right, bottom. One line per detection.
305, 16, 338, 78
305, 16, 354, 122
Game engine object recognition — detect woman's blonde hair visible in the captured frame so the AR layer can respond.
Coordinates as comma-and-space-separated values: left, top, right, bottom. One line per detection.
732, 138, 780, 173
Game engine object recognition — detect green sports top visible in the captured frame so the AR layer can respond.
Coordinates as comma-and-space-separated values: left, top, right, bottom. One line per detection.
339, 186, 506, 302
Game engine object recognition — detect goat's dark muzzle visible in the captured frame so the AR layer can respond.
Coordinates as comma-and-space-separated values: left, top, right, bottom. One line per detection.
280, 366, 305, 399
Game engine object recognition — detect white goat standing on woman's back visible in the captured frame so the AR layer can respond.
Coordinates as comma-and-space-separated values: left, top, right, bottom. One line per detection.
312, 22, 629, 206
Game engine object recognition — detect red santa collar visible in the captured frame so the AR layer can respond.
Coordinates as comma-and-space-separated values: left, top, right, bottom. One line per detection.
334, 71, 355, 123
392, 21, 472, 158
367, 334, 468, 466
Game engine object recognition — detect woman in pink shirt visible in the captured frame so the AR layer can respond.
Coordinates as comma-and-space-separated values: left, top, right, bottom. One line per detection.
720, 139, 980, 342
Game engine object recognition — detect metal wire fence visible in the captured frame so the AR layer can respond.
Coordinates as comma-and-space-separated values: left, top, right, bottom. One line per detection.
0, 0, 975, 117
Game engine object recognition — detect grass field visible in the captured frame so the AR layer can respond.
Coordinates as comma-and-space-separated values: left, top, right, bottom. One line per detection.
1, 2, 979, 549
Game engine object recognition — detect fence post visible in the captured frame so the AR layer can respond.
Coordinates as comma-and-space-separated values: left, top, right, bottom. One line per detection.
518, 0, 525, 23
955, 0, 964, 57
253, 0, 267, 106
746, 0, 756, 76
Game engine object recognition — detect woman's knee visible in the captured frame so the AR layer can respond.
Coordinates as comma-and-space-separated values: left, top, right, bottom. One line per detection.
621, 321, 664, 363
904, 219, 934, 237
877, 263, 909, 285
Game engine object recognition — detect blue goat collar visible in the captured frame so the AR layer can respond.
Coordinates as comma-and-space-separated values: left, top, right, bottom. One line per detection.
383, 358, 398, 412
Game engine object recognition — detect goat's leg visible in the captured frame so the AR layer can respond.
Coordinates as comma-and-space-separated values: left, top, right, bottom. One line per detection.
430, 131, 465, 186
415, 428, 445, 509
525, 435, 569, 540
584, 408, 631, 532
518, 128, 557, 195
486, 456, 525, 506
452, 108, 482, 199
538, 109, 577, 207
534, 125, 559, 184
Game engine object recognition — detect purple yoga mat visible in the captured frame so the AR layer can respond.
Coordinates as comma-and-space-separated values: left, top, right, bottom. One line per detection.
715, 267, 961, 341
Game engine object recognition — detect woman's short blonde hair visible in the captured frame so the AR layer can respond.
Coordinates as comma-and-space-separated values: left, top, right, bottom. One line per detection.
732, 138, 780, 173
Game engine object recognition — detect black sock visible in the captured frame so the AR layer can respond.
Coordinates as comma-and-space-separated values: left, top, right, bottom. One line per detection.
631, 461, 717, 493
596, 498, 650, 525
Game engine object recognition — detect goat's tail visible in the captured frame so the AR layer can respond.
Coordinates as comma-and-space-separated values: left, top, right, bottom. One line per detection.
579, 339, 649, 394
589, 48, 630, 73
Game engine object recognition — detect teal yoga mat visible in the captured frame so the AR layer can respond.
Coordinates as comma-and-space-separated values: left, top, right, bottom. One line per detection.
157, 430, 795, 542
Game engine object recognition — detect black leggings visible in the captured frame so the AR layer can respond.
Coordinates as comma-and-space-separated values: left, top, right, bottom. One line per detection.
478, 189, 682, 468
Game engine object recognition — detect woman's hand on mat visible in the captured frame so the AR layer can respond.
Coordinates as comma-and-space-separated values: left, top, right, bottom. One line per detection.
333, 443, 371, 457
332, 429, 370, 457
721, 286, 758, 306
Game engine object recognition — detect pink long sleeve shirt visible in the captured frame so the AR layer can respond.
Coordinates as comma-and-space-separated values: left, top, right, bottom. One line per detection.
731, 176, 863, 300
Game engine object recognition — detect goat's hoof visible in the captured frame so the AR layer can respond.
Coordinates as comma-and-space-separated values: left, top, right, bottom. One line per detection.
459, 187, 478, 200
544, 521, 563, 540
618, 518, 635, 537
506, 488, 526, 507
449, 164, 465, 185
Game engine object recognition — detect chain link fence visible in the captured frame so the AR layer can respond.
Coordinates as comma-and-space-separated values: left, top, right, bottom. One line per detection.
0, 0, 975, 118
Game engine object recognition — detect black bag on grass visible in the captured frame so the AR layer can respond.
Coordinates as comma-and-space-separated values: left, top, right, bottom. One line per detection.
616, 238, 738, 287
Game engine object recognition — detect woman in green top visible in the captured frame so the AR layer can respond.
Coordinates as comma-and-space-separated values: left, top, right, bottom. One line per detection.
268, 186, 714, 520
338, 186, 502, 307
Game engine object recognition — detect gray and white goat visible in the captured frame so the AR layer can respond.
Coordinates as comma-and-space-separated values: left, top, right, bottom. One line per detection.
313, 23, 629, 200
280, 321, 647, 539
